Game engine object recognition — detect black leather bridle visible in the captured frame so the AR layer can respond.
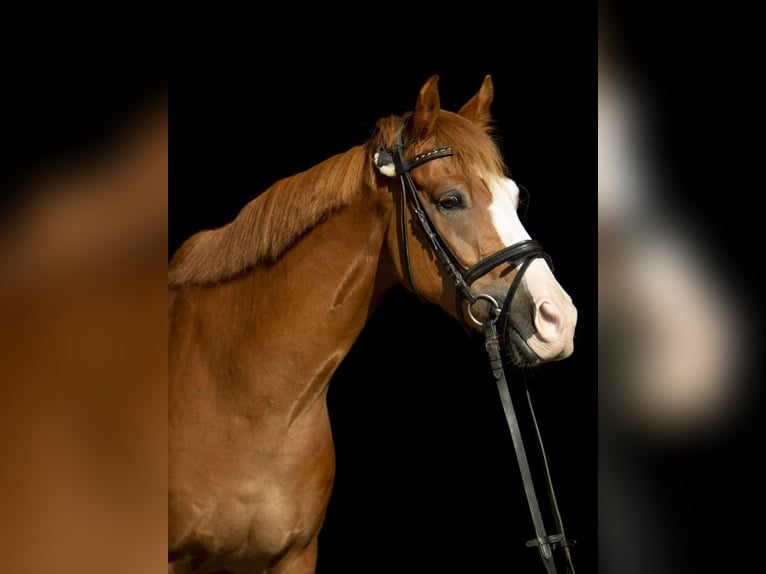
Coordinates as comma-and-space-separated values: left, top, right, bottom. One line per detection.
376, 132, 577, 574
377, 131, 550, 333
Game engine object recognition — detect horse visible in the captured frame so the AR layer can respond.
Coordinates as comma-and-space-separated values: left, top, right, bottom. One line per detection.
168, 74, 578, 574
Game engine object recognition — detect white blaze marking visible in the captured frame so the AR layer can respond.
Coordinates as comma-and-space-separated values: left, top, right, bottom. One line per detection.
488, 176, 530, 246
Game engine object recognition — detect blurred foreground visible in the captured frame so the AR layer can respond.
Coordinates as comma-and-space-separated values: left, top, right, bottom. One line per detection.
600, 3, 762, 572
0, 69, 167, 574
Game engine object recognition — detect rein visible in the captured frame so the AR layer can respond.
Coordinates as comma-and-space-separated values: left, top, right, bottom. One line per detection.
376, 133, 576, 574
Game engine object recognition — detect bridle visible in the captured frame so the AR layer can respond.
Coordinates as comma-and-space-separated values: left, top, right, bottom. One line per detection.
375, 131, 577, 574
378, 131, 551, 331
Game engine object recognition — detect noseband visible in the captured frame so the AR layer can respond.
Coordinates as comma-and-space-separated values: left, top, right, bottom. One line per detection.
376, 132, 576, 574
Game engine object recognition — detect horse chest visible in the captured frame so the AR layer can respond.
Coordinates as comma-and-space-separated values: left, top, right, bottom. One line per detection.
170, 409, 335, 569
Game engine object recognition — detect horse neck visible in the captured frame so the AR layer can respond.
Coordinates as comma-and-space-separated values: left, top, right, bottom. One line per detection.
169, 189, 395, 423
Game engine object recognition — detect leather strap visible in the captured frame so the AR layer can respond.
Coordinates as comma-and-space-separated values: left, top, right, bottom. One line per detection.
485, 318, 576, 574
463, 240, 549, 287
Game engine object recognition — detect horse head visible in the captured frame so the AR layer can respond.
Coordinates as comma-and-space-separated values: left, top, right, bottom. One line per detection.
375, 74, 577, 366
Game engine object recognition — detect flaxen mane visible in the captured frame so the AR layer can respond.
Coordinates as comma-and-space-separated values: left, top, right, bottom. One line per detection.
168, 110, 506, 287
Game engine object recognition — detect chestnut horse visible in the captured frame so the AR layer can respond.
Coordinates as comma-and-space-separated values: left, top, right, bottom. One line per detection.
168, 75, 577, 574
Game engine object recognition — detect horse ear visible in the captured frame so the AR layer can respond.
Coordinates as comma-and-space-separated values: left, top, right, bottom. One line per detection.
458, 74, 494, 127
410, 74, 441, 140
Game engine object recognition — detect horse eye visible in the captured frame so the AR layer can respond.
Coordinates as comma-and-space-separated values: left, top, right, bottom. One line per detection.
437, 192, 465, 211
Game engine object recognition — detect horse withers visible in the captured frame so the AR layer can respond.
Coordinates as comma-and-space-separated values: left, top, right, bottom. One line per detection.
168, 75, 577, 574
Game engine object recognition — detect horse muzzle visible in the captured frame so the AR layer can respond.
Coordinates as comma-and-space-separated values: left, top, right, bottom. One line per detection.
499, 279, 577, 367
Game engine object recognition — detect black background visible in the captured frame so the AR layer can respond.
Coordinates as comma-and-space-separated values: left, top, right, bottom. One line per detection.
169, 13, 596, 574
600, 3, 766, 573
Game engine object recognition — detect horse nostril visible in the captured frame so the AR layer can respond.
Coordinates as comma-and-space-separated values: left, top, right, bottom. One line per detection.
535, 301, 563, 342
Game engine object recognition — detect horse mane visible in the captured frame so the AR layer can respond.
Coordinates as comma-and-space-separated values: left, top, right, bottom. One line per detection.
168, 143, 378, 287
169, 108, 506, 287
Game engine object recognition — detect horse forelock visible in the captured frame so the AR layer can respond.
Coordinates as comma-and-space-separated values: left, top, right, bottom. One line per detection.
168, 145, 374, 287
375, 111, 507, 181
433, 111, 507, 179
